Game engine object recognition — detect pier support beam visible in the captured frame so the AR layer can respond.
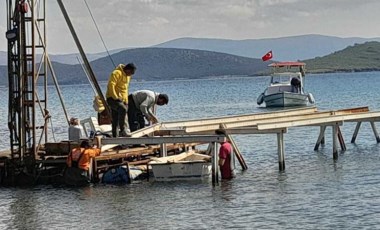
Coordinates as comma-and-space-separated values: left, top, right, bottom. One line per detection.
160, 143, 167, 157
220, 124, 248, 170
337, 126, 346, 151
332, 124, 338, 160
212, 142, 219, 185
351, 121, 380, 143
351, 122, 361, 143
370, 121, 380, 143
314, 126, 326, 150
277, 131, 285, 171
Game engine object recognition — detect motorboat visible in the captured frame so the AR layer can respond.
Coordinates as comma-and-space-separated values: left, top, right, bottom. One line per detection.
148, 151, 212, 181
257, 62, 315, 107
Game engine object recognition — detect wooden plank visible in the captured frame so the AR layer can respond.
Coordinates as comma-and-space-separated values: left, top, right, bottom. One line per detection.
161, 106, 317, 129
257, 111, 380, 130
184, 107, 367, 133
96, 143, 200, 161
130, 123, 161, 137
331, 106, 369, 114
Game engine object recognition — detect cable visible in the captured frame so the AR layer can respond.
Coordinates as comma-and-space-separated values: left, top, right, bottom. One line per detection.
83, 0, 116, 68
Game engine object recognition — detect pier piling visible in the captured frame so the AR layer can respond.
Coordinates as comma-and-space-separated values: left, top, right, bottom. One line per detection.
277, 131, 285, 171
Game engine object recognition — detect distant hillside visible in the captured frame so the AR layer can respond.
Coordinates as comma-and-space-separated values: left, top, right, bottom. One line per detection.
304, 41, 380, 73
2, 34, 380, 65
0, 48, 270, 86
154, 34, 380, 61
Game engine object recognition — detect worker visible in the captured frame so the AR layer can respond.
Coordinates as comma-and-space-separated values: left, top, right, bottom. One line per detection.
106, 63, 136, 137
127, 90, 169, 132
216, 130, 234, 179
66, 140, 101, 175
68, 117, 84, 142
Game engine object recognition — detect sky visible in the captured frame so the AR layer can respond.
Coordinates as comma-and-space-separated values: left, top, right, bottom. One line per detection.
1, 0, 380, 54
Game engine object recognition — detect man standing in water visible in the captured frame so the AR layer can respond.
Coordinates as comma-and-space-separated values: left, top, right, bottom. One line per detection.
106, 63, 136, 137
216, 130, 234, 180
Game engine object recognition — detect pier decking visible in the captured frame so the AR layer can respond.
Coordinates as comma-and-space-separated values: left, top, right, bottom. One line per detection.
94, 106, 380, 183
1, 106, 379, 185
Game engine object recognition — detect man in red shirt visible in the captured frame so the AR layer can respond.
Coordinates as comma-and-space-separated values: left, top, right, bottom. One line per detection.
218, 139, 233, 180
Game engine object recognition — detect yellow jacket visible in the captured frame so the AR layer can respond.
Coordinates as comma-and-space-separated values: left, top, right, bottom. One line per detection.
106, 64, 131, 103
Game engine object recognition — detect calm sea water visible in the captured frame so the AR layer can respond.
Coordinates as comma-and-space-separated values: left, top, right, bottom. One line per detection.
1, 72, 380, 229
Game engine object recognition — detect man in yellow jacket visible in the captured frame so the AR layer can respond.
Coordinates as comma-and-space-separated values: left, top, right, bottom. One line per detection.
106, 63, 136, 137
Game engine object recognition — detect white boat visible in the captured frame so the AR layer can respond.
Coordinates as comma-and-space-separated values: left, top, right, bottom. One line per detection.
257, 62, 315, 107
149, 151, 212, 181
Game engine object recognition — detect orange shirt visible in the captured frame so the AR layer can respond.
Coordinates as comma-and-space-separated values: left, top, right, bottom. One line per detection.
67, 147, 101, 171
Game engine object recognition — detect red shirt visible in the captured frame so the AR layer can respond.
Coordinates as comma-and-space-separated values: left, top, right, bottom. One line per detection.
219, 142, 232, 179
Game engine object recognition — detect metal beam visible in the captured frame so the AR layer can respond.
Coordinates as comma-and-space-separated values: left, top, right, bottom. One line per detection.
101, 135, 226, 145
156, 127, 287, 135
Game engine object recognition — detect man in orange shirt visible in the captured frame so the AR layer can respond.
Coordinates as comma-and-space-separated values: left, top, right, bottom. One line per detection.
67, 140, 101, 174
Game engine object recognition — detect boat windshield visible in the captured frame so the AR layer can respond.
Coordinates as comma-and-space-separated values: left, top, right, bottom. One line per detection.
271, 72, 302, 84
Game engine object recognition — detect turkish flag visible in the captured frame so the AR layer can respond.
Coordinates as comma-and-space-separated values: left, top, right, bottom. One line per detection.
262, 50, 273, 61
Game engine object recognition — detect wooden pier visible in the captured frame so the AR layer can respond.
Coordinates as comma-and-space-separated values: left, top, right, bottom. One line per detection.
90, 105, 380, 183
1, 106, 380, 185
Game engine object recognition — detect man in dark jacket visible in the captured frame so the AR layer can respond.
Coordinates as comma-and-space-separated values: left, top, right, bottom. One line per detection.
127, 90, 169, 132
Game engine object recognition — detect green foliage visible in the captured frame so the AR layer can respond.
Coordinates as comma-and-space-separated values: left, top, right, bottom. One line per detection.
304, 41, 380, 73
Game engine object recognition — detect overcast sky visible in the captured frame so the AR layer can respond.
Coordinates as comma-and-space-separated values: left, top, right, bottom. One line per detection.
1, 0, 380, 54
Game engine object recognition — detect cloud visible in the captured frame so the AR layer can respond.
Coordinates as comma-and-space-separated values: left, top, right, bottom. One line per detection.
0, 0, 380, 53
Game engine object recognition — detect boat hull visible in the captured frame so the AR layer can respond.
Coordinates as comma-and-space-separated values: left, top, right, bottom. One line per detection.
264, 92, 309, 107
150, 161, 212, 181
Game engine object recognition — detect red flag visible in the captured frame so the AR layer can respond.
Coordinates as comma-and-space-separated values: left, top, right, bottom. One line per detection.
262, 50, 273, 61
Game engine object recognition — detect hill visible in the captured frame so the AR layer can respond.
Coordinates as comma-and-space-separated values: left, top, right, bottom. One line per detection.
304, 41, 380, 73
0, 48, 270, 86
1, 34, 380, 65
154, 34, 380, 61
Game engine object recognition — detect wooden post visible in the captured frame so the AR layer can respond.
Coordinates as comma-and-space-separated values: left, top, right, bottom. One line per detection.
337, 126, 346, 151
220, 124, 248, 170
351, 122, 362, 143
314, 125, 326, 150
212, 142, 219, 185
89, 158, 94, 182
160, 143, 167, 157
332, 124, 338, 160
277, 131, 285, 171
370, 121, 380, 143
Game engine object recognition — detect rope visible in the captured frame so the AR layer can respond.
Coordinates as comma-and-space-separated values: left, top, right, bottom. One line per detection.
83, 0, 116, 68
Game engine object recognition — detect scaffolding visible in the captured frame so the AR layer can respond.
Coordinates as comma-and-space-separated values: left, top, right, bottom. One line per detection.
6, 0, 48, 175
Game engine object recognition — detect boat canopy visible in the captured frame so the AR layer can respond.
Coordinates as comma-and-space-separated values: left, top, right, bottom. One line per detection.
269, 62, 306, 67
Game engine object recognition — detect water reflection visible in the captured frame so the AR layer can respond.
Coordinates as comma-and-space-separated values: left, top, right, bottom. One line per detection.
9, 189, 39, 230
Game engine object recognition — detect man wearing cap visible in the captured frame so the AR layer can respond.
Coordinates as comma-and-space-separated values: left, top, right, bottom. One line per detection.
106, 63, 137, 137
127, 90, 169, 132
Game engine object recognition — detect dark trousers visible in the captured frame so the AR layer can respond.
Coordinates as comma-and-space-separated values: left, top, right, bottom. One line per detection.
106, 98, 129, 137
127, 95, 145, 132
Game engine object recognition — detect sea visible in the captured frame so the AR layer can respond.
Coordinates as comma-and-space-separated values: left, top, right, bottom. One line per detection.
1, 72, 380, 229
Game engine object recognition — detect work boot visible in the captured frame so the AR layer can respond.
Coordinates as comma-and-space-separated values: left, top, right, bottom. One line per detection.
119, 130, 132, 137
